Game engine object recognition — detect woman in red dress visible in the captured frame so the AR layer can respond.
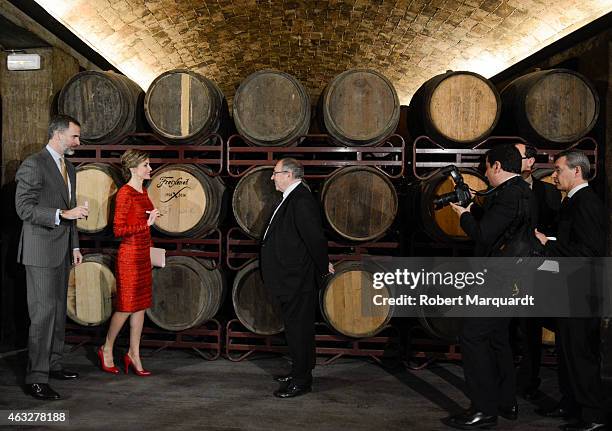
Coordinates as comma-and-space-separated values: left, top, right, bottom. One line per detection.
97, 149, 159, 376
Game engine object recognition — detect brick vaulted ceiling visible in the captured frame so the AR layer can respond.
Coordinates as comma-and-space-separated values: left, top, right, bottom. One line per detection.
33, 0, 612, 105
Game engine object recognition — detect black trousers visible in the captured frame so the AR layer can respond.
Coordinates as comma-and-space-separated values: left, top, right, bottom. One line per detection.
277, 290, 316, 386
461, 317, 516, 416
556, 317, 606, 423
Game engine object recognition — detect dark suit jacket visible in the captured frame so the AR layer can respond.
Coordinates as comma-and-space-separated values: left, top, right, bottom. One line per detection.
531, 177, 561, 236
260, 183, 329, 297
15, 148, 78, 267
460, 176, 537, 257
544, 186, 605, 258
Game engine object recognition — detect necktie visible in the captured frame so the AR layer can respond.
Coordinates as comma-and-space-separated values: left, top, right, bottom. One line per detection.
59, 157, 69, 192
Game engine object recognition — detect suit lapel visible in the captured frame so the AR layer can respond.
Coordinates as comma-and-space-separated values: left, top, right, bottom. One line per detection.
42, 149, 69, 206
265, 184, 301, 240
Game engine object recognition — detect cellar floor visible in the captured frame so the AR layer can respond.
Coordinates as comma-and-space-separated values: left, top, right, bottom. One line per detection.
0, 344, 591, 430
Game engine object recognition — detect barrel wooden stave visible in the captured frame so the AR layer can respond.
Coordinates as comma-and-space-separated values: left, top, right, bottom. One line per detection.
322, 166, 398, 242
147, 256, 225, 331
144, 69, 226, 144
67, 253, 116, 326
500, 69, 599, 145
76, 163, 123, 233
321, 69, 400, 146
420, 169, 488, 242
321, 261, 391, 338
232, 167, 282, 238
232, 259, 283, 335
409, 71, 500, 146
59, 71, 143, 144
233, 70, 310, 146
148, 164, 225, 238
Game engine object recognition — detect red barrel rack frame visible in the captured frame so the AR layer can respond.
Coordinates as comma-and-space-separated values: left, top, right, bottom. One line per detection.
225, 319, 400, 365
412, 135, 599, 181
226, 133, 406, 179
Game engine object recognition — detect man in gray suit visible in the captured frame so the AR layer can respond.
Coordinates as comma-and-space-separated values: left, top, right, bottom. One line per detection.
15, 114, 89, 400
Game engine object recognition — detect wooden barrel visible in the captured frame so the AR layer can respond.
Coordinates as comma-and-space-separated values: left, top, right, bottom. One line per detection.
148, 164, 225, 238
232, 259, 283, 335
58, 71, 143, 144
409, 71, 501, 146
232, 167, 282, 238
233, 70, 310, 146
147, 256, 225, 331
321, 166, 398, 241
144, 69, 227, 144
418, 317, 463, 343
500, 69, 599, 146
67, 253, 116, 326
75, 163, 123, 233
420, 169, 488, 242
320, 261, 392, 338
321, 69, 400, 146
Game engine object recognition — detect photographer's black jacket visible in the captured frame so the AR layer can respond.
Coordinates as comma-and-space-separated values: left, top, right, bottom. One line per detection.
460, 176, 538, 257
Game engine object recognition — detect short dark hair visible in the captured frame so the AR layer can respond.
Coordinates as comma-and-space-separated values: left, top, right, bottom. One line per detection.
523, 143, 537, 159
554, 150, 590, 180
48, 114, 80, 141
485, 144, 522, 174
280, 158, 304, 179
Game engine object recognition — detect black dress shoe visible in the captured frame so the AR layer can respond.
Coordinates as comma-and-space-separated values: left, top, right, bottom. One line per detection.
273, 374, 292, 383
442, 411, 498, 429
560, 422, 607, 431
26, 383, 60, 400
535, 405, 574, 419
499, 404, 518, 420
49, 369, 79, 380
273, 382, 312, 398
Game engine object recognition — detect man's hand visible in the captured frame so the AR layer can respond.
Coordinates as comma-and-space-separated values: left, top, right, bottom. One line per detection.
62, 205, 89, 220
449, 201, 473, 217
328, 262, 335, 274
534, 229, 548, 246
73, 249, 83, 265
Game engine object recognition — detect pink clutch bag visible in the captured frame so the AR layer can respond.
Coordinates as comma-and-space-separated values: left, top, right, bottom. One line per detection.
150, 247, 166, 268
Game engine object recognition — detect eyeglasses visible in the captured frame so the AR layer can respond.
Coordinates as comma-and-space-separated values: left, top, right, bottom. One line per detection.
272, 170, 290, 176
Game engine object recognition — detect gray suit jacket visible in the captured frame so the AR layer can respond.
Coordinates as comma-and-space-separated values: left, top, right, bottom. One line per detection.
15, 148, 79, 267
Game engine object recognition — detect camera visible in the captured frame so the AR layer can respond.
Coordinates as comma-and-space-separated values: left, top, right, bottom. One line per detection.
432, 165, 473, 209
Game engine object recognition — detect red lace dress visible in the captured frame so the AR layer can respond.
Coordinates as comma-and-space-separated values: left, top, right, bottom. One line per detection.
113, 184, 154, 312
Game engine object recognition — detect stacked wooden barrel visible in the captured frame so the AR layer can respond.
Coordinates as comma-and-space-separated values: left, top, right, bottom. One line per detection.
144, 69, 227, 144
147, 256, 225, 331
59, 71, 144, 144
67, 254, 116, 326
409, 71, 501, 147
320, 69, 400, 146
147, 164, 226, 238
233, 70, 310, 146
500, 69, 599, 146
75, 163, 123, 234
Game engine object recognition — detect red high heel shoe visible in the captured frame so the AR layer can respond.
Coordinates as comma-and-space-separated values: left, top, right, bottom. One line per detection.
97, 346, 119, 374
123, 353, 152, 376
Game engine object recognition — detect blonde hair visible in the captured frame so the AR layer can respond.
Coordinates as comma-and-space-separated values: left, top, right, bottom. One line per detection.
120, 149, 149, 181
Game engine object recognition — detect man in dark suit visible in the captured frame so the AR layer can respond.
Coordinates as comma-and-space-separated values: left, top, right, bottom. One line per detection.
535, 150, 607, 431
443, 144, 537, 429
514, 142, 562, 400
15, 114, 89, 400
260, 158, 332, 398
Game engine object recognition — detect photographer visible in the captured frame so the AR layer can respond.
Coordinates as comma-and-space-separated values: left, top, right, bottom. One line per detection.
441, 145, 538, 430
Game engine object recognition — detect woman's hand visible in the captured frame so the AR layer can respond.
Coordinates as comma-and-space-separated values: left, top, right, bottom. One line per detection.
146, 209, 160, 226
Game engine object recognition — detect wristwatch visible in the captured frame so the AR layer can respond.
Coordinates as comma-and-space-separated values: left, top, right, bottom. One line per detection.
59, 209, 64, 218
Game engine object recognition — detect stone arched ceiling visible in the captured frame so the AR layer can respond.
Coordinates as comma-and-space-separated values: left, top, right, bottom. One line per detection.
33, 0, 612, 105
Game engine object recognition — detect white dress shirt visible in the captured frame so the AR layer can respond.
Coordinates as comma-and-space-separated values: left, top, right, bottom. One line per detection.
567, 182, 588, 199
46, 145, 71, 225
263, 180, 301, 239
